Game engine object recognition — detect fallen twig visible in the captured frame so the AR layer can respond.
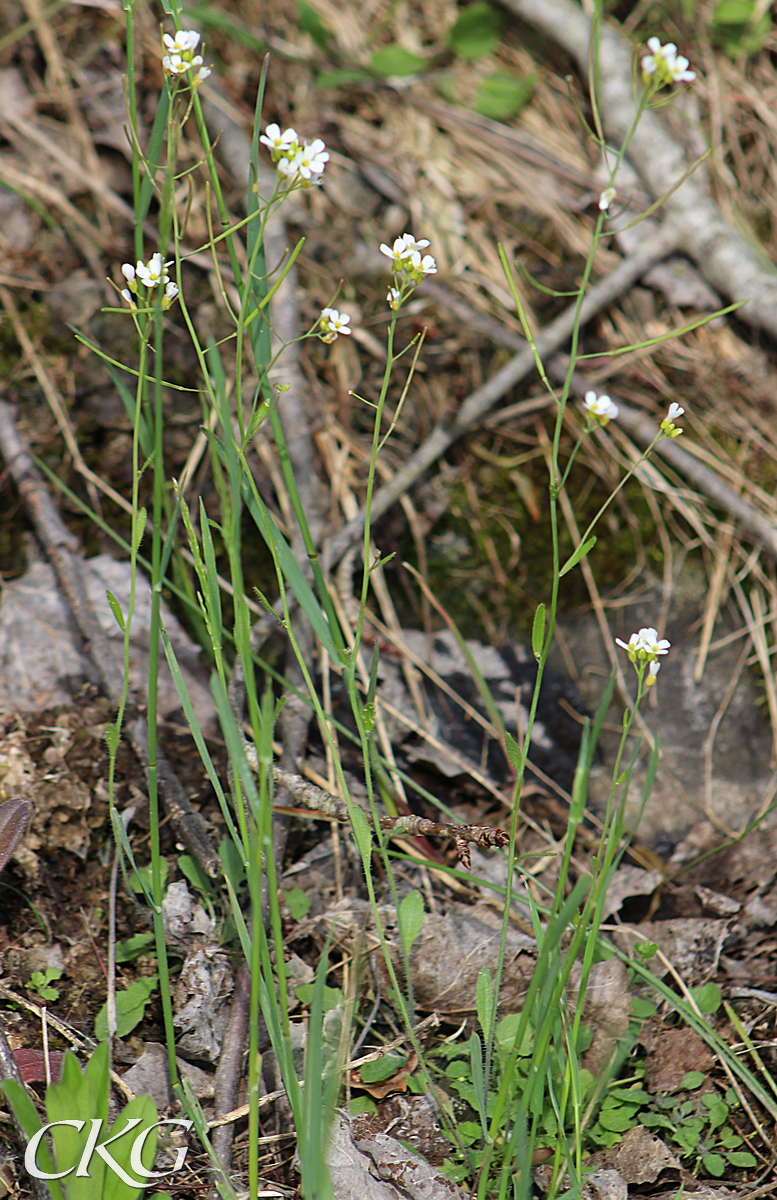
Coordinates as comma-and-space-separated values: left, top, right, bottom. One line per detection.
500, 0, 777, 341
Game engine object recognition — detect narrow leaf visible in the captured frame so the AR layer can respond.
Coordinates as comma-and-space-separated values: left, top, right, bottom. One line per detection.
559, 535, 596, 577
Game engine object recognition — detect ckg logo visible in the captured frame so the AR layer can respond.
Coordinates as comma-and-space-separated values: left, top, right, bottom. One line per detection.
25, 1118, 193, 1187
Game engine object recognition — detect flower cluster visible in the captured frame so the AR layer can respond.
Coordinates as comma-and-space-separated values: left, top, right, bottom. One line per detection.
379, 233, 437, 309
259, 124, 329, 188
120, 254, 179, 310
162, 30, 211, 87
641, 38, 695, 86
616, 626, 671, 687
660, 402, 684, 438
318, 307, 351, 344
583, 390, 618, 426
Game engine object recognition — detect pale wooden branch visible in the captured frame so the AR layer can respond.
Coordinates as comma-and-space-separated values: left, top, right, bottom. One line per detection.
500, 0, 777, 340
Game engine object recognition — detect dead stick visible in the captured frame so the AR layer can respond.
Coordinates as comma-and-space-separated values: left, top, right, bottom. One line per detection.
0, 402, 220, 877
500, 0, 777, 342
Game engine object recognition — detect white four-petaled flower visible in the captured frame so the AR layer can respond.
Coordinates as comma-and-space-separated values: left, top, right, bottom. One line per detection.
667, 402, 684, 421
261, 123, 329, 187
162, 29, 210, 84
135, 253, 169, 287
615, 626, 671, 665
641, 36, 695, 86
259, 124, 298, 154
583, 390, 619, 424
318, 307, 352, 344
379, 233, 437, 307
118, 255, 178, 310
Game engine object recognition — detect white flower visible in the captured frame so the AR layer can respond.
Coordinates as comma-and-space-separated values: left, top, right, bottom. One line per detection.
646, 660, 661, 687
641, 37, 694, 85
163, 30, 200, 54
319, 307, 351, 343
120, 288, 135, 307
583, 390, 618, 424
387, 285, 402, 310
599, 187, 616, 212
260, 124, 298, 153
660, 401, 685, 438
380, 236, 414, 265
121, 262, 136, 287
616, 626, 671, 665
408, 250, 437, 275
398, 233, 430, 255
162, 29, 210, 81
293, 139, 329, 179
666, 54, 695, 83
274, 136, 328, 186
135, 253, 169, 288
163, 280, 179, 309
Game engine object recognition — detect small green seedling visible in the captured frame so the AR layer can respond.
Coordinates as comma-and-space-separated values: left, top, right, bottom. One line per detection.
27, 968, 62, 1003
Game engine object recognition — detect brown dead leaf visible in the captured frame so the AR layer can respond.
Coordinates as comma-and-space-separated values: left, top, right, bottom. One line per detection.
350, 1051, 418, 1099
611, 1124, 681, 1183
641, 1023, 715, 1093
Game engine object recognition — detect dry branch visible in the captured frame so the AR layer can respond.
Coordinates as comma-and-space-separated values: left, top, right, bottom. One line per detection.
500, 0, 777, 340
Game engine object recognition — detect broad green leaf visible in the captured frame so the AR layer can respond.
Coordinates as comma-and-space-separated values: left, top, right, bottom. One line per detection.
447, 2, 504, 59
295, 983, 343, 1012
681, 1070, 706, 1090
178, 854, 215, 895
531, 602, 546, 661
115, 931, 156, 964
102, 1094, 159, 1200
690, 981, 722, 1014
297, 0, 330, 49
359, 1053, 407, 1084
94, 975, 158, 1040
475, 71, 536, 120
370, 45, 426, 78
559, 534, 596, 577
398, 890, 425, 957
598, 1106, 638, 1132
726, 1150, 756, 1167
701, 1152, 726, 1177
283, 886, 311, 921
1, 1080, 67, 1200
